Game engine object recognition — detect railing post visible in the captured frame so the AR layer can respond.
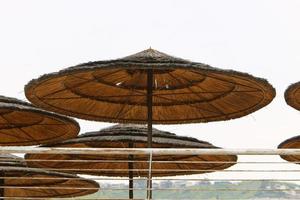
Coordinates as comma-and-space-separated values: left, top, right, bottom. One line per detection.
147, 151, 153, 200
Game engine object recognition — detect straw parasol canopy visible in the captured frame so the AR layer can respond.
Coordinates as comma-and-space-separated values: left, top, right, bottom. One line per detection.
285, 82, 300, 111
25, 48, 275, 125
25, 48, 271, 198
278, 135, 300, 164
0, 95, 80, 146
25, 124, 237, 177
0, 154, 99, 198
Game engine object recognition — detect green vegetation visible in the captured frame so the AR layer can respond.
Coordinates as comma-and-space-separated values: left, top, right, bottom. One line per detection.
73, 180, 300, 199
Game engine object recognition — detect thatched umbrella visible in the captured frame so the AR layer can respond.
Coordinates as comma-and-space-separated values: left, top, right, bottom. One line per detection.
0, 95, 80, 146
25, 48, 274, 198
278, 135, 300, 164
25, 48, 275, 145
25, 124, 237, 199
0, 154, 99, 199
285, 82, 300, 111
280, 83, 300, 163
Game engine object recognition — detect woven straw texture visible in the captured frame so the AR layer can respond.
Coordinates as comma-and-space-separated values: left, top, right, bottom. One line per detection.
25, 49, 275, 124
0, 154, 99, 198
0, 95, 80, 146
26, 124, 237, 177
285, 82, 300, 111
278, 135, 300, 164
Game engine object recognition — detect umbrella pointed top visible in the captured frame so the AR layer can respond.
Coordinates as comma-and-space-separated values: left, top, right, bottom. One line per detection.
122, 48, 189, 63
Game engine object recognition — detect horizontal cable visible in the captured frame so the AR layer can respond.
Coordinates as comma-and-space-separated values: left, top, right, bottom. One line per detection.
0, 198, 144, 200
1, 177, 300, 182
0, 198, 280, 200
0, 186, 97, 189
0, 187, 299, 191
0, 147, 300, 200
0, 186, 300, 191
7, 168, 300, 172
1, 147, 300, 155
17, 159, 297, 164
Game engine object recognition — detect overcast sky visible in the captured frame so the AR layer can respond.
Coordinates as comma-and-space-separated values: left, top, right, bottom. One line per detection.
1, 0, 300, 180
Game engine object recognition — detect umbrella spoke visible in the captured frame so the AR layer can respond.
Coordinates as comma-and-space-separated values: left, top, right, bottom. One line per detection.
190, 69, 263, 91
113, 73, 145, 119
39, 69, 123, 99
0, 115, 37, 141
152, 93, 222, 116
167, 72, 228, 116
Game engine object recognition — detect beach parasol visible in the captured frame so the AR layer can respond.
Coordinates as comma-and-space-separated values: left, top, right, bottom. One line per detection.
280, 83, 300, 163
278, 135, 300, 164
25, 48, 275, 146
25, 124, 237, 199
24, 48, 274, 198
285, 82, 300, 111
0, 95, 80, 146
0, 154, 99, 199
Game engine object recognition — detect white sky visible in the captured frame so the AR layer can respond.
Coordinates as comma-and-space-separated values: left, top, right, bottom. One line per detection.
1, 0, 300, 181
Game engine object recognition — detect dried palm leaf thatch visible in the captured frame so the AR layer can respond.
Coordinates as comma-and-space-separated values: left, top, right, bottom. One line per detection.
285, 82, 300, 111
25, 48, 275, 124
0, 95, 80, 146
26, 124, 237, 177
278, 135, 300, 164
0, 154, 99, 198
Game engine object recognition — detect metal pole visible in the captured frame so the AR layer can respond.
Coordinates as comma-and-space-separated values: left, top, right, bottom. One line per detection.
147, 69, 153, 148
0, 171, 4, 200
128, 143, 134, 199
146, 69, 153, 199
147, 151, 153, 200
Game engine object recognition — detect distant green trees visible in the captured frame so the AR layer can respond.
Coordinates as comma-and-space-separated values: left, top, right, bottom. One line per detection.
64, 181, 300, 199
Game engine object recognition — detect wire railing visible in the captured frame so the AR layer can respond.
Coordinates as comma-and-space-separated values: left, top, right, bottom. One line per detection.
0, 147, 300, 199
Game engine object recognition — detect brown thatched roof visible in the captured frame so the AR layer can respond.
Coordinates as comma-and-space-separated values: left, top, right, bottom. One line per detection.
0, 154, 99, 198
285, 82, 300, 111
278, 135, 300, 163
26, 124, 237, 177
51, 124, 214, 148
25, 48, 275, 124
0, 95, 80, 146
